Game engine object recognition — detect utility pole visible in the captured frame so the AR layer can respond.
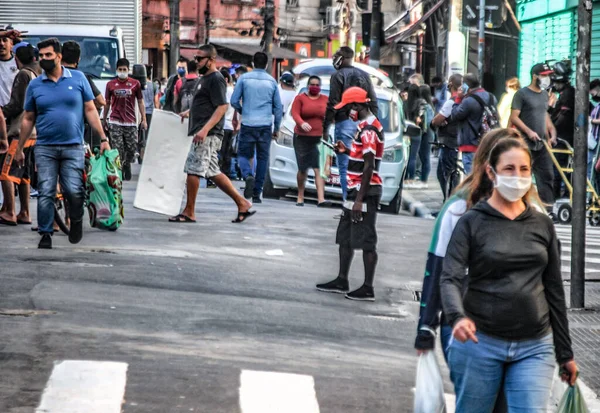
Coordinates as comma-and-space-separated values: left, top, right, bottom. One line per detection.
169, 0, 180, 75
572, 0, 593, 309
262, 0, 275, 73
204, 0, 210, 44
370, 0, 381, 69
477, 0, 485, 80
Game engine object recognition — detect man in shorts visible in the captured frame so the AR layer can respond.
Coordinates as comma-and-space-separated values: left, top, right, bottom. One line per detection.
0, 42, 40, 225
103, 58, 147, 181
169, 44, 254, 224
316, 87, 384, 301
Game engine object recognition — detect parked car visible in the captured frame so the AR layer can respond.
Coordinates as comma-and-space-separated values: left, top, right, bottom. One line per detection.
292, 58, 395, 90
264, 79, 409, 214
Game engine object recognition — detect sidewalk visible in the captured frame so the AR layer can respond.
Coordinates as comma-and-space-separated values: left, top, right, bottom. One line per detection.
402, 155, 445, 217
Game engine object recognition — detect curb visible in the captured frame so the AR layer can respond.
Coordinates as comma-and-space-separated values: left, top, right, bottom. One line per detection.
402, 191, 434, 219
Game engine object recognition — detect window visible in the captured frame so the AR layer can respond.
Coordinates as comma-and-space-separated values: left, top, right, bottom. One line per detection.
287, 0, 299, 7
28, 36, 120, 79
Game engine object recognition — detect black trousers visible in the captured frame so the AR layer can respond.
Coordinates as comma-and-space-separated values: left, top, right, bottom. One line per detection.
531, 148, 555, 207
437, 146, 458, 201
220, 129, 234, 176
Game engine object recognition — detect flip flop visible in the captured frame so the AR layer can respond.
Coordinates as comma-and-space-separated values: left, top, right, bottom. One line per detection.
232, 210, 256, 223
0, 216, 17, 226
17, 218, 32, 225
296, 202, 304, 207
168, 214, 196, 223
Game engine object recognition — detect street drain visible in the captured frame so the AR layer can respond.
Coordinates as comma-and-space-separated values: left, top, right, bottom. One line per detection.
0, 309, 56, 317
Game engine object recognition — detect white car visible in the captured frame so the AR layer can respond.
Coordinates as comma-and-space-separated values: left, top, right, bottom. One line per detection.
292, 58, 395, 90
264, 80, 410, 214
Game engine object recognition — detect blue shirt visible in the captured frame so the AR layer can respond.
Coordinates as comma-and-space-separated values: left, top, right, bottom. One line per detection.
24, 67, 94, 145
231, 69, 283, 131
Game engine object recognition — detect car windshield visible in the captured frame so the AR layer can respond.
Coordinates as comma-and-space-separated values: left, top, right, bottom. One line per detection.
27, 36, 119, 79
297, 67, 394, 89
297, 88, 398, 133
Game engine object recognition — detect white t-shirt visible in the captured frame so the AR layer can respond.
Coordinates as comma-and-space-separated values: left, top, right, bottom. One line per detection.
224, 85, 235, 131
439, 98, 454, 118
0, 56, 18, 106
278, 85, 296, 114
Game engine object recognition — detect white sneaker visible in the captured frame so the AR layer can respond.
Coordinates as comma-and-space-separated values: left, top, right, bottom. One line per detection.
404, 180, 416, 189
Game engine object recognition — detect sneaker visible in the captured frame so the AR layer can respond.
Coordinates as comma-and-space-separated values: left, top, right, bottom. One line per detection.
345, 285, 375, 301
316, 277, 349, 294
38, 234, 52, 249
333, 213, 343, 219
244, 176, 255, 199
123, 164, 132, 181
30, 189, 39, 198
69, 219, 83, 244
252, 196, 262, 204
404, 180, 415, 189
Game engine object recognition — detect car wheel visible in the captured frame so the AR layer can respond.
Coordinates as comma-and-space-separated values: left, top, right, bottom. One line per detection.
381, 180, 404, 215
263, 169, 289, 199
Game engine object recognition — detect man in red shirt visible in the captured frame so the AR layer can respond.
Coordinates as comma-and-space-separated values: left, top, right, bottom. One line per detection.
173, 59, 200, 113
316, 87, 384, 301
103, 58, 147, 180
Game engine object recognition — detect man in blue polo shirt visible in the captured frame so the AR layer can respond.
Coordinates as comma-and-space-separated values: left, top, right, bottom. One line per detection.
14, 37, 110, 249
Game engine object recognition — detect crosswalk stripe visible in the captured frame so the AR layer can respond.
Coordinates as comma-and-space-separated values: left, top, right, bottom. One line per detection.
36, 360, 128, 413
239, 370, 320, 413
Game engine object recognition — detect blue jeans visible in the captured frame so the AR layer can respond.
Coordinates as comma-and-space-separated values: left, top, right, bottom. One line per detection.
440, 324, 453, 363
334, 119, 359, 200
449, 332, 555, 413
407, 133, 422, 180
237, 125, 272, 197
462, 152, 475, 175
418, 130, 433, 182
35, 144, 85, 235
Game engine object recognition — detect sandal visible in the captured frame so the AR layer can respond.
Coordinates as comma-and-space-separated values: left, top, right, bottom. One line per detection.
232, 210, 256, 223
296, 202, 304, 207
168, 214, 196, 223
0, 216, 17, 226
17, 218, 32, 225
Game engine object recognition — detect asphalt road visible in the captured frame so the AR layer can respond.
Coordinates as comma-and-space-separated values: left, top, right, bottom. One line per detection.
0, 176, 444, 413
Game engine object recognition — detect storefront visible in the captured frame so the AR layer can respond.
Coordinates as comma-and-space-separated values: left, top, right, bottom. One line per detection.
516, 0, 600, 85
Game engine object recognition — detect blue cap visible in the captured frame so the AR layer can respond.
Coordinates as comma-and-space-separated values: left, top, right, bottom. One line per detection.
12, 41, 29, 54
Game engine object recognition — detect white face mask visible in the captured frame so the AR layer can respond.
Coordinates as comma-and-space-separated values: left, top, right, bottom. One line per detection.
539, 76, 551, 90
117, 72, 128, 80
493, 169, 532, 202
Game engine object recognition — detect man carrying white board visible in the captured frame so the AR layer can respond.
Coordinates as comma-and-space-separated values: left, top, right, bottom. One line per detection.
169, 44, 255, 224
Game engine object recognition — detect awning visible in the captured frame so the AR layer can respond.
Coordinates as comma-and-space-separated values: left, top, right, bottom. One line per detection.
385, 0, 446, 43
213, 42, 304, 60
179, 47, 232, 67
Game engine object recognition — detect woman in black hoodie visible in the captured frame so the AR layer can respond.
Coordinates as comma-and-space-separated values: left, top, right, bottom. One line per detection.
440, 137, 578, 412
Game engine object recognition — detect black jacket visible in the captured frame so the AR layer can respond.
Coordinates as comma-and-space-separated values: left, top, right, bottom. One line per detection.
323, 66, 378, 134
550, 85, 575, 145
440, 201, 573, 364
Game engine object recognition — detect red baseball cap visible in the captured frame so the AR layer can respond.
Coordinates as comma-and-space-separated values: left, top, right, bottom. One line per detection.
334, 87, 370, 110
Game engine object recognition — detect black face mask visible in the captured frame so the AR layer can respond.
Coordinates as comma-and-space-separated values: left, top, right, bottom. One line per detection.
593, 96, 600, 102
40, 59, 57, 72
333, 55, 344, 70
198, 61, 210, 75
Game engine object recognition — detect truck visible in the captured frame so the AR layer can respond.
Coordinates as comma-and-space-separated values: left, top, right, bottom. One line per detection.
1, 0, 142, 93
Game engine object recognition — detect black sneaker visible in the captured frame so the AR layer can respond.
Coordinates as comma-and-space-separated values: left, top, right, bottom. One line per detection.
316, 277, 349, 294
244, 176, 255, 199
123, 164, 132, 181
38, 234, 52, 249
252, 196, 262, 204
69, 219, 83, 244
345, 285, 375, 302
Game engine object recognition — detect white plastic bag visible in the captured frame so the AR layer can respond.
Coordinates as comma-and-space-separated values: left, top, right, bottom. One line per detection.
414, 351, 446, 413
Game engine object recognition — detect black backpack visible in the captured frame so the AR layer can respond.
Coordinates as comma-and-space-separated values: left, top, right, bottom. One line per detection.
179, 77, 201, 112
468, 93, 500, 139
162, 74, 178, 112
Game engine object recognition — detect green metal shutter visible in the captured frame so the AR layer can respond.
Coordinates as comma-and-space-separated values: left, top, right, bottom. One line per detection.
518, 10, 577, 87
591, 4, 600, 80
